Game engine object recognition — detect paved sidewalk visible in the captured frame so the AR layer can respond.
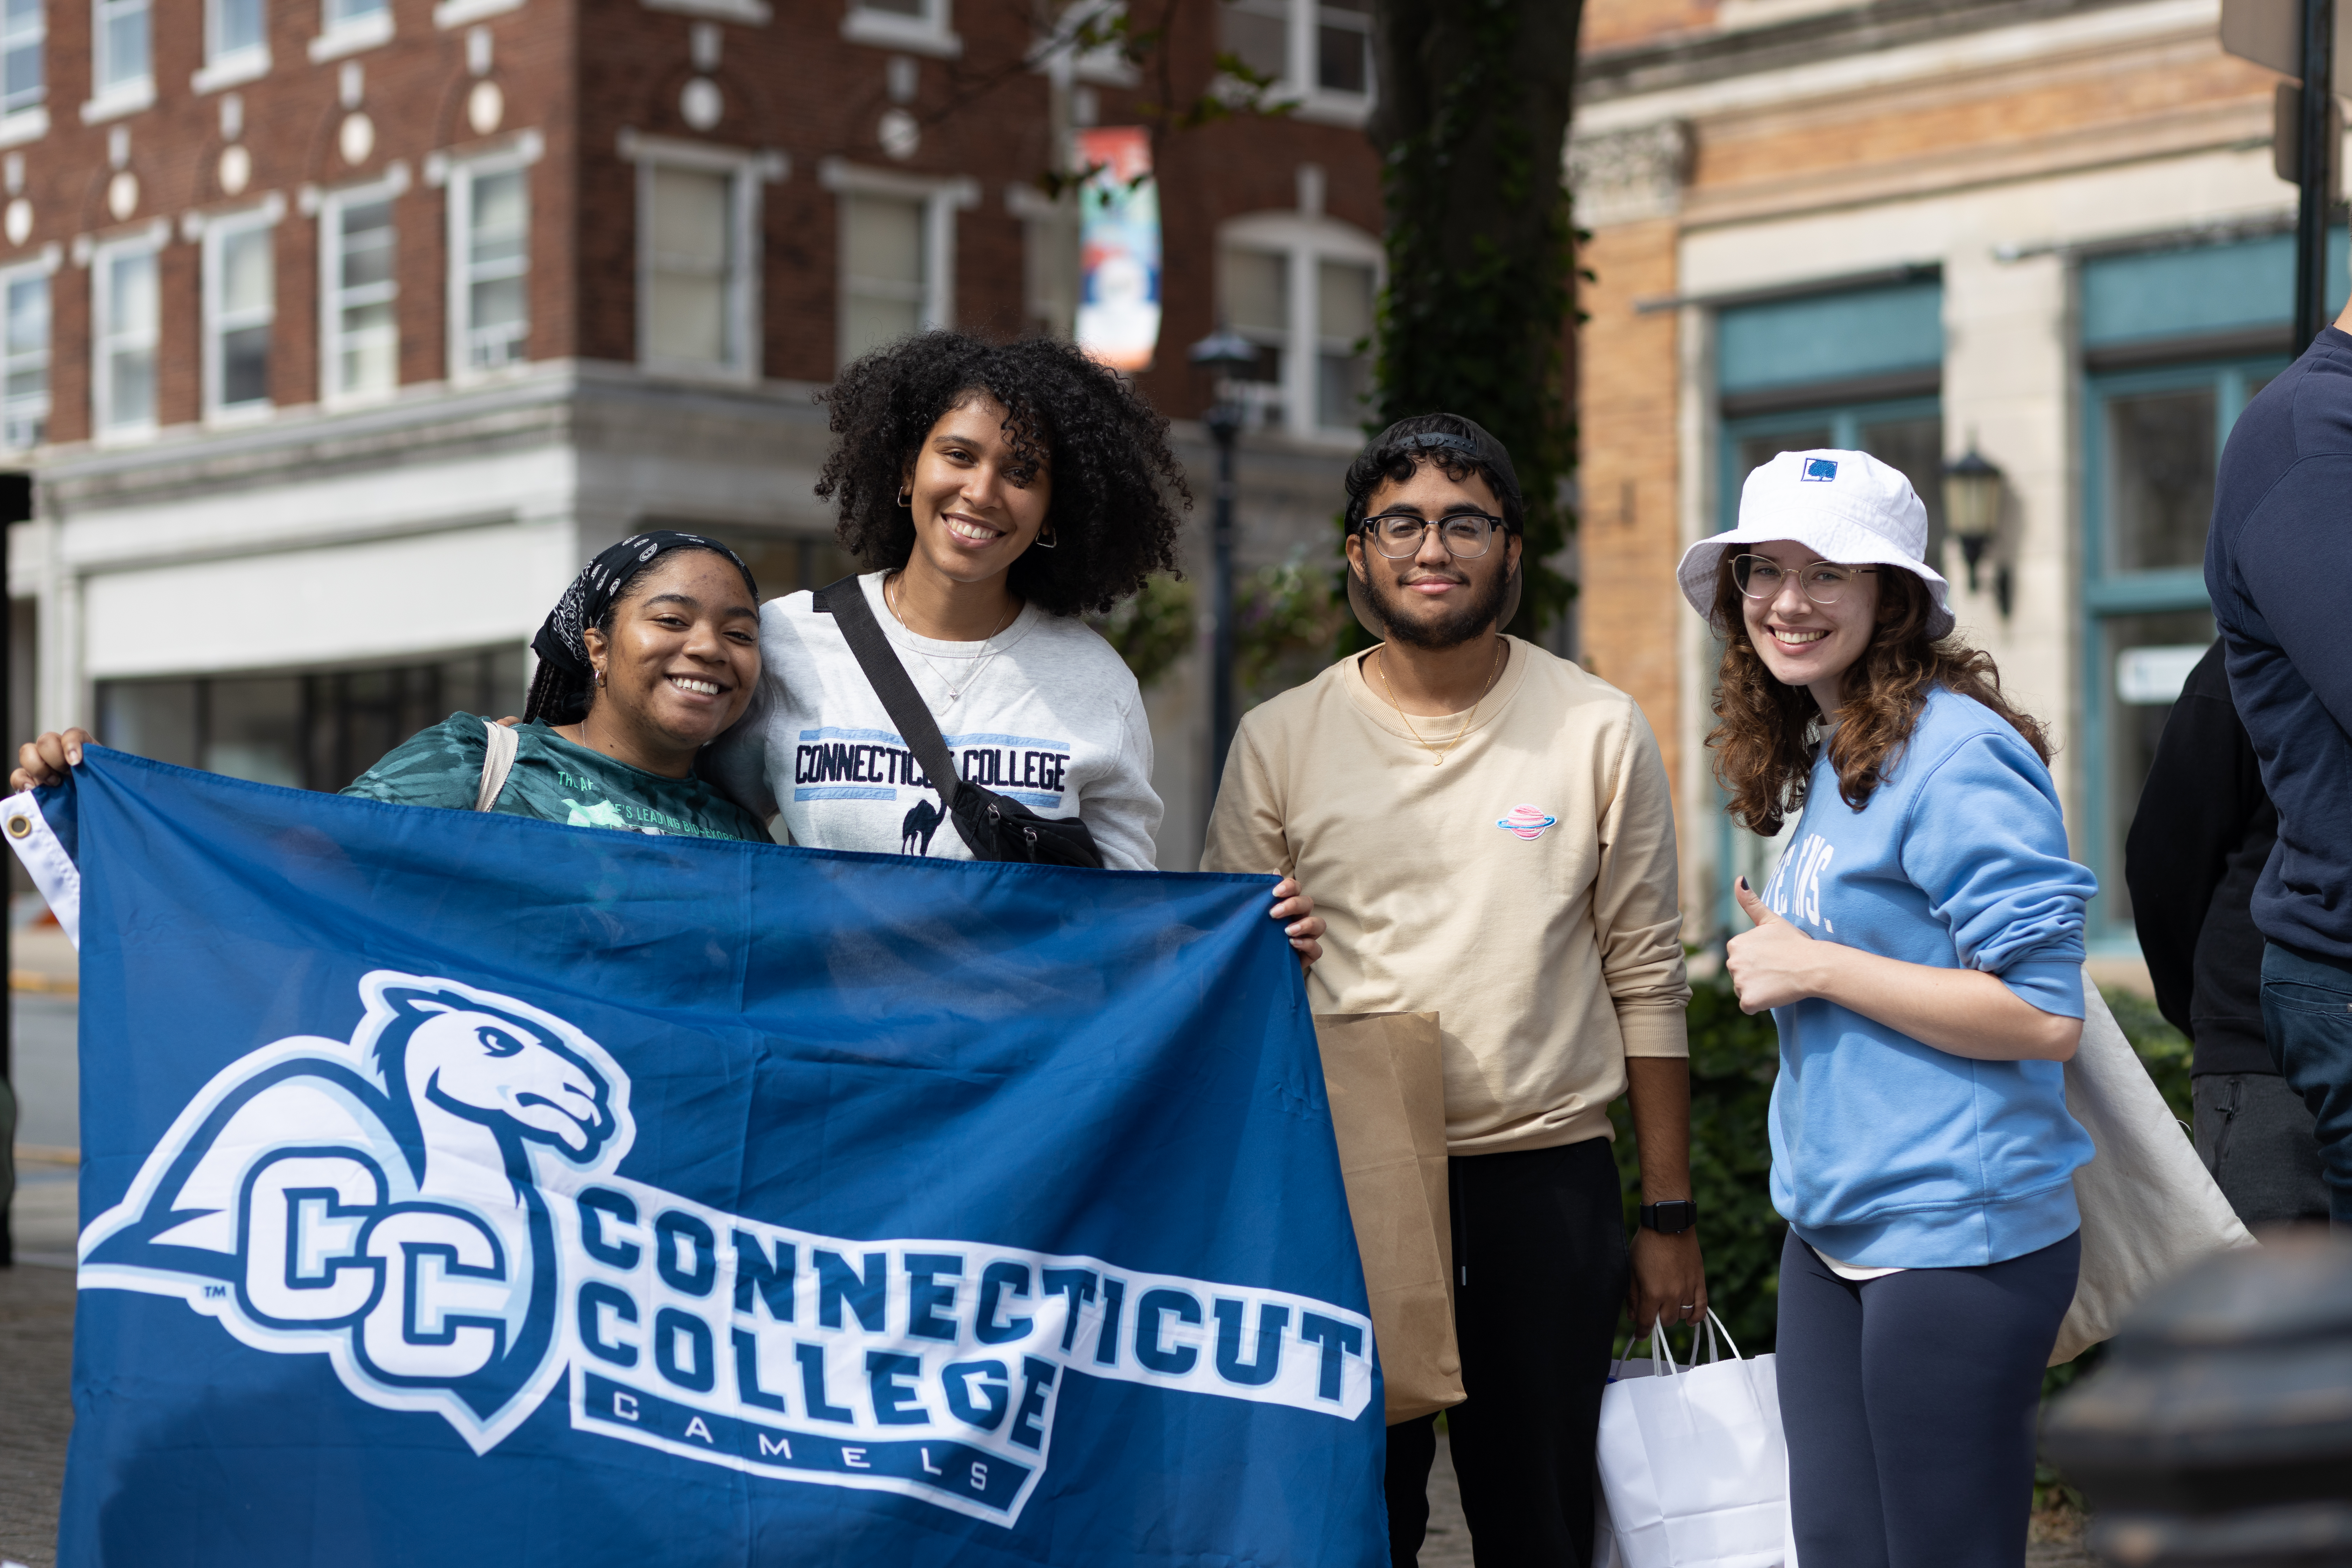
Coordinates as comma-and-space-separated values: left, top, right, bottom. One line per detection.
1, 1155, 77, 1568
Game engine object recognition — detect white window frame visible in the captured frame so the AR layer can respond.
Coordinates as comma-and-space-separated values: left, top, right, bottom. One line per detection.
442, 139, 540, 384
841, 0, 959, 59
309, 0, 391, 62
1217, 210, 1382, 441
0, 252, 53, 451
90, 224, 164, 442
83, 0, 153, 123
193, 0, 272, 92
201, 197, 280, 422
0, 0, 46, 145
623, 131, 779, 385
819, 158, 976, 370
1220, 0, 1371, 127
316, 173, 404, 409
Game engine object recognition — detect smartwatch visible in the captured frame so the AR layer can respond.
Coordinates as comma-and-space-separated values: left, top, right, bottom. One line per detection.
1639, 1199, 1698, 1235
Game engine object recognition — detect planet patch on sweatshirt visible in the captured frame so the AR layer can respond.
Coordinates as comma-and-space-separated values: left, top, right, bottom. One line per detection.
1495, 804, 1557, 841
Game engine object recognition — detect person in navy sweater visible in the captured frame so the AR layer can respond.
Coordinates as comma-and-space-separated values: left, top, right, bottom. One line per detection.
2205, 295, 2352, 1228
1678, 450, 2095, 1568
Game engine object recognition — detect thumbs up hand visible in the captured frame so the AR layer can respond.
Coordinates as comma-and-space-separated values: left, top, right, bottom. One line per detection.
1725, 875, 1820, 1015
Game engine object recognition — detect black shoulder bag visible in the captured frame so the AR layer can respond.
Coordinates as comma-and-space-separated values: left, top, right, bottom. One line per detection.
815, 576, 1104, 868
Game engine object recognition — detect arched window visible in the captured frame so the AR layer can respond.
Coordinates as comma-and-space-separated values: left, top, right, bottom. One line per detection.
1215, 211, 1380, 438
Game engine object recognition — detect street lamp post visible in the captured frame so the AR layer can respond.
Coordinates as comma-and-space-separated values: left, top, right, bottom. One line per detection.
1189, 328, 1256, 789
1942, 445, 2009, 619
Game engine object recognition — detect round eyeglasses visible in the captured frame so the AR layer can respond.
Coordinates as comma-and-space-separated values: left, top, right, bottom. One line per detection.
1361, 512, 1508, 560
1732, 554, 1878, 607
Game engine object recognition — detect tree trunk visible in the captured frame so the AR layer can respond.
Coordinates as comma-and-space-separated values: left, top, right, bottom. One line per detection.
1368, 0, 1584, 642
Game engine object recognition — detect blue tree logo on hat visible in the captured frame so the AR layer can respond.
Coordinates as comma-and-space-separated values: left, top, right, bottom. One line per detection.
1801, 458, 1840, 482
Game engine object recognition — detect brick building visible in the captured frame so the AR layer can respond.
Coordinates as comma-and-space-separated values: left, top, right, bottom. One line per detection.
1571, 0, 2348, 976
0, 0, 1386, 866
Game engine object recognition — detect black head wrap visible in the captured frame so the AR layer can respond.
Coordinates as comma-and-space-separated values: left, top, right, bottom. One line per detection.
523, 531, 760, 724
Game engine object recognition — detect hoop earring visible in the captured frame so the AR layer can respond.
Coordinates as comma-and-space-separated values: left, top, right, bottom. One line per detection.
593, 665, 606, 688
1034, 522, 1058, 550
896, 488, 912, 509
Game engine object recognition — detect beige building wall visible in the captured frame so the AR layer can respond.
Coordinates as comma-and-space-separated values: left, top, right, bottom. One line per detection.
1572, 0, 2318, 982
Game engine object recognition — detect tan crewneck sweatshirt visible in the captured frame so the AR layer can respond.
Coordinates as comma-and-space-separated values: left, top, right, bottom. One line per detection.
1202, 638, 1690, 1155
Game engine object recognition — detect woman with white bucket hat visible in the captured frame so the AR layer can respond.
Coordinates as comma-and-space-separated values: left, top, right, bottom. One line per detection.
1678, 449, 2096, 1568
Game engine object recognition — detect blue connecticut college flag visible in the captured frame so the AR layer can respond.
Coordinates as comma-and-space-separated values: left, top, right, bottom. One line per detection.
10, 750, 1383, 1567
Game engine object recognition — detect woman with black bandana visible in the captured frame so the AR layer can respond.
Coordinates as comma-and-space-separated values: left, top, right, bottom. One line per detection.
12, 532, 772, 843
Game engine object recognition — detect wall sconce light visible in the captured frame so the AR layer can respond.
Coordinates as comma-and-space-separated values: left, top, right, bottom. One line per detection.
1942, 445, 2010, 617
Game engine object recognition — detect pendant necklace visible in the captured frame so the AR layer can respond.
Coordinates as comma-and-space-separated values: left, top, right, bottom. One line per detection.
1377, 641, 1506, 766
886, 573, 1020, 708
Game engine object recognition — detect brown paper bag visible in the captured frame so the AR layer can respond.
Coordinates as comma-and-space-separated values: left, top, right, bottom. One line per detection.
1312, 1010, 1463, 1425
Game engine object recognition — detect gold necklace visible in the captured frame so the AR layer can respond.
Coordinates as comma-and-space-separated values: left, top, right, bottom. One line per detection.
1376, 640, 1506, 766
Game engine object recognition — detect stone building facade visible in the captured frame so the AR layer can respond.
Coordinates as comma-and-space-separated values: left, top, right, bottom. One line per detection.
1572, 0, 2347, 977
1, 0, 1387, 867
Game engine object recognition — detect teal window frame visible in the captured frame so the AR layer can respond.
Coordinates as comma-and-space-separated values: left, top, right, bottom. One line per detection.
2077, 355, 2282, 950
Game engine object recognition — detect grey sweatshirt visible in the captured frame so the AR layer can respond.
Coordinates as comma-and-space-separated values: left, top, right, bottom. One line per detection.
703, 572, 1163, 871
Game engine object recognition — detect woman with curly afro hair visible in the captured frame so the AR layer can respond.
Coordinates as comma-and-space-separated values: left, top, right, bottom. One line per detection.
700, 330, 1323, 953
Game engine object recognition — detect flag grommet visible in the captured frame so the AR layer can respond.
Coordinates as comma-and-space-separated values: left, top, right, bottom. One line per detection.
6, 814, 29, 838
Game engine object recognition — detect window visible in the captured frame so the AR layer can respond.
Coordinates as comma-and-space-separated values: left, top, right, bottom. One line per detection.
205, 212, 274, 415
842, 0, 958, 57
1315, 257, 1373, 428
200, 0, 267, 85
450, 161, 528, 374
642, 161, 744, 373
1, 264, 46, 449
310, 0, 388, 60
2, 0, 43, 119
93, 0, 148, 95
321, 185, 398, 402
212, 0, 263, 55
1220, 0, 1371, 113
97, 646, 527, 793
840, 192, 923, 363
93, 237, 159, 436
821, 161, 972, 372
1214, 212, 1380, 435
2074, 228, 2348, 942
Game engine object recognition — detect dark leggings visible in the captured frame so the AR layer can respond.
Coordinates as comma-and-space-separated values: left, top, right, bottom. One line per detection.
1776, 1229, 2081, 1568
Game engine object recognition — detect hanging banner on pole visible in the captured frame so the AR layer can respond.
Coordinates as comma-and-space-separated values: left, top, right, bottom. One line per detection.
1075, 127, 1161, 371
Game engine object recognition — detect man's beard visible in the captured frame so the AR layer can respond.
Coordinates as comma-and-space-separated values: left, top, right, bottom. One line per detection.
1364, 562, 1512, 649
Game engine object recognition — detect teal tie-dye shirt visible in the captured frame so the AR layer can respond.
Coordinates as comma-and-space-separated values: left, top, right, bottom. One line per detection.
343, 714, 772, 843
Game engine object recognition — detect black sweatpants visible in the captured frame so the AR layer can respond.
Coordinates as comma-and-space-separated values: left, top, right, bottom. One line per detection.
1776, 1229, 2081, 1568
1386, 1138, 1628, 1568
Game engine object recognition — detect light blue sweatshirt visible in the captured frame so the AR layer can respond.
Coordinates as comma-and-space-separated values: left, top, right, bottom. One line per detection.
1758, 685, 2096, 1269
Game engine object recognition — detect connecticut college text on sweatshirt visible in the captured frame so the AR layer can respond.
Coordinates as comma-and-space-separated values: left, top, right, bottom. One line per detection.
702, 573, 1163, 871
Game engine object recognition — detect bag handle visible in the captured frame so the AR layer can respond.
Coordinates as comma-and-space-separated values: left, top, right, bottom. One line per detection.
1611, 1316, 1686, 1382
814, 576, 963, 810
1606, 1309, 1747, 1381
474, 718, 519, 812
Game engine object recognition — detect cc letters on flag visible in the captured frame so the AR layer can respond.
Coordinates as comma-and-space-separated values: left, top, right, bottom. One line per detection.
11, 751, 1383, 1568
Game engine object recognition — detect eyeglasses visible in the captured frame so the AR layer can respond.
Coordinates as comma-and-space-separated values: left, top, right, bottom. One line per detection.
1361, 512, 1508, 559
1732, 554, 1877, 607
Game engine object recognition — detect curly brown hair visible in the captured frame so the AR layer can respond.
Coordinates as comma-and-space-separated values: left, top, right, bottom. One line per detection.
814, 330, 1190, 617
1707, 560, 2051, 836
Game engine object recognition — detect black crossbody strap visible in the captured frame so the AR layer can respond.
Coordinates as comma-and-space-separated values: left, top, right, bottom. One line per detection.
813, 576, 964, 809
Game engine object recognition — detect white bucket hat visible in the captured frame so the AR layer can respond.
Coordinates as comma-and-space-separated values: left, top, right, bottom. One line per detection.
1675, 449, 1954, 640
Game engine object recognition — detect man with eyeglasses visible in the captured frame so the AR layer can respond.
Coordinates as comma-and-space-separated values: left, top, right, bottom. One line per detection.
1203, 414, 1701, 1567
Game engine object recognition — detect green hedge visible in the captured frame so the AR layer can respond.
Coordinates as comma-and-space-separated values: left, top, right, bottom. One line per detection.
1607, 971, 2195, 1360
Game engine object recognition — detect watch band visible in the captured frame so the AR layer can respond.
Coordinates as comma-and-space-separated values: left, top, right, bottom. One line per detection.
1639, 1199, 1698, 1235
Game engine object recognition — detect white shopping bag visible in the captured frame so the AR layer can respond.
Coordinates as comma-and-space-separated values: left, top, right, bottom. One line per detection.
1594, 1313, 1791, 1568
